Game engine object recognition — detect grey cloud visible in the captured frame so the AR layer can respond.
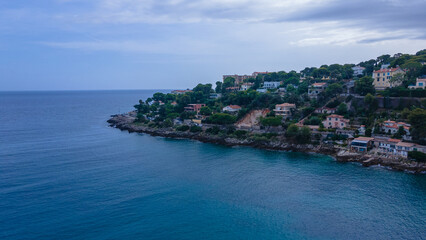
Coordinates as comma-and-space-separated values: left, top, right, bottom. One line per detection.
273, 0, 426, 40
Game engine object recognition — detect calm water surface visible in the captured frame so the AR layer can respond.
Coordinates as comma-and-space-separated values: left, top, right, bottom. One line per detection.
0, 90, 425, 240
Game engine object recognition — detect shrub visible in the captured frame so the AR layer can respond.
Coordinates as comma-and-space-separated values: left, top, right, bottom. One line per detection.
206, 126, 221, 135
205, 113, 237, 125
176, 125, 190, 131
190, 125, 202, 133
233, 130, 247, 138
408, 151, 426, 162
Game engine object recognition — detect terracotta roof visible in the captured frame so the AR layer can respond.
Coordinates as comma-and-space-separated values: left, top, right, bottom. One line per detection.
312, 82, 327, 87
226, 105, 241, 109
396, 142, 415, 147
354, 137, 374, 141
276, 103, 296, 107
327, 114, 345, 119
373, 67, 403, 73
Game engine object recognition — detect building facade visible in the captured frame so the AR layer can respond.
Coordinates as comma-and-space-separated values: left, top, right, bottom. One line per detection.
408, 76, 426, 89
184, 104, 206, 113
263, 81, 281, 89
274, 103, 296, 119
322, 114, 349, 129
352, 65, 365, 76
372, 67, 405, 90
308, 82, 327, 98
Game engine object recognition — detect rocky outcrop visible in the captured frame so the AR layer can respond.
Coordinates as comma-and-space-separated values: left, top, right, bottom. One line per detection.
108, 113, 425, 174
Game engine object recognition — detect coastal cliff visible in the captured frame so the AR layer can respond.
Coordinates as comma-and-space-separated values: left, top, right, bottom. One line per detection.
108, 113, 426, 174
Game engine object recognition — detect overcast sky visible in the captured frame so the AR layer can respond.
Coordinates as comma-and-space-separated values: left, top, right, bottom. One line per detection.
1, 0, 425, 90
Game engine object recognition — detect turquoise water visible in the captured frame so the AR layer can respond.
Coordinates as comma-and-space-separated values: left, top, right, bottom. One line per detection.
0, 90, 425, 240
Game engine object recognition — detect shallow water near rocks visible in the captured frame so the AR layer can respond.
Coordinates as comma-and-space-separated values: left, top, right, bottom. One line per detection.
1, 90, 425, 239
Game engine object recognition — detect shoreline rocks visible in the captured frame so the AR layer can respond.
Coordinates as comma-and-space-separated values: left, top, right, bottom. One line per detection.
107, 114, 426, 174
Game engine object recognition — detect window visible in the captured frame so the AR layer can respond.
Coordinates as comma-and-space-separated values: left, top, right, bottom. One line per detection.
419, 82, 424, 86
387, 72, 390, 75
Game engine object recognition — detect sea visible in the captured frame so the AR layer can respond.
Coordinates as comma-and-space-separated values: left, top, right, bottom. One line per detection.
0, 90, 425, 240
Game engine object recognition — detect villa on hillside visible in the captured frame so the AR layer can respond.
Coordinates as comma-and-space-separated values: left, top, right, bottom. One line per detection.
240, 83, 254, 91
222, 74, 252, 85
308, 82, 327, 98
184, 104, 206, 113
274, 103, 296, 119
223, 105, 242, 113
352, 65, 365, 76
263, 81, 281, 89
315, 107, 336, 114
225, 87, 240, 92
396, 142, 426, 158
408, 76, 426, 89
382, 120, 410, 136
372, 67, 405, 90
322, 114, 349, 129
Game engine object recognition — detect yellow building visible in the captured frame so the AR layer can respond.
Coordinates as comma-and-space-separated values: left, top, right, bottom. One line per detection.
372, 67, 405, 90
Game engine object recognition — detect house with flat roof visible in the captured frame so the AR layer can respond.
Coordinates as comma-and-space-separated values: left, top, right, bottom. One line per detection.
184, 104, 206, 113
350, 137, 374, 152
308, 82, 327, 98
263, 81, 281, 89
315, 107, 336, 114
274, 103, 296, 119
352, 65, 365, 76
408, 76, 426, 89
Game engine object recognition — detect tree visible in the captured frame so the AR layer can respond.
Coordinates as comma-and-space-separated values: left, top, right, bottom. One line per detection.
364, 93, 376, 110
153, 92, 165, 102
286, 124, 299, 138
337, 103, 347, 115
205, 113, 237, 125
163, 119, 173, 128
193, 83, 212, 95
325, 83, 343, 96
355, 76, 375, 96
298, 126, 311, 143
408, 108, 426, 144
389, 73, 405, 87
260, 116, 283, 127
215, 81, 223, 93
199, 106, 212, 116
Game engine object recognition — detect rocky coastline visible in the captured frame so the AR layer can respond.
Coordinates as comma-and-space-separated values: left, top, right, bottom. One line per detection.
108, 113, 426, 174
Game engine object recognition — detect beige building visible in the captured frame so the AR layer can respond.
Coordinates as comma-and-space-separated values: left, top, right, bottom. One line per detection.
322, 114, 349, 129
274, 103, 296, 119
408, 77, 426, 89
372, 67, 405, 90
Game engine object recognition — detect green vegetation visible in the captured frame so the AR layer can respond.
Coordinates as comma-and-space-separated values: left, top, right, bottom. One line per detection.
130, 49, 426, 149
408, 151, 426, 162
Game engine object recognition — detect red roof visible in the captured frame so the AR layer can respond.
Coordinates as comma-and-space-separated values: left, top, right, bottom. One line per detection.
327, 114, 345, 119
373, 67, 403, 73
227, 105, 241, 109
312, 82, 327, 87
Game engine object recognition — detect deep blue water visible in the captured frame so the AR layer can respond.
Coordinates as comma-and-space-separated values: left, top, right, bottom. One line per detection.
0, 90, 425, 240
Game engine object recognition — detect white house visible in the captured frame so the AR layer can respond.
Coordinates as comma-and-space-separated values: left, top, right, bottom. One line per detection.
223, 105, 242, 113
352, 65, 365, 76
263, 82, 281, 89
240, 83, 254, 91
408, 76, 426, 89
